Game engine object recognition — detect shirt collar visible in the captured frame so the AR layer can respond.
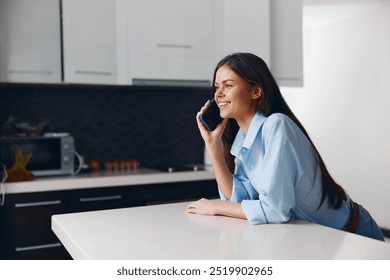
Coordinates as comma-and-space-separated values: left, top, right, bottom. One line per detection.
231, 112, 267, 156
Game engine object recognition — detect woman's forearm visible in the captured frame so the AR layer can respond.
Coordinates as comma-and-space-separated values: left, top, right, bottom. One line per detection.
196, 106, 233, 199
214, 201, 246, 220
206, 144, 233, 200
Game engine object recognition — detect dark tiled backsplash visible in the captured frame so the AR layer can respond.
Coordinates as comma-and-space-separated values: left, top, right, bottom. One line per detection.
0, 83, 212, 168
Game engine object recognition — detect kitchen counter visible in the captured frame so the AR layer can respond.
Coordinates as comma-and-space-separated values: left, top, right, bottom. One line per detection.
52, 201, 390, 260
4, 168, 215, 194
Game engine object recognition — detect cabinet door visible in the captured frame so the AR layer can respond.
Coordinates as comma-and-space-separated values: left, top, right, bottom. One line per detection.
0, 204, 5, 259
126, 0, 220, 84
222, 0, 270, 65
62, 0, 117, 84
270, 0, 303, 87
3, 191, 70, 259
0, 0, 61, 83
128, 0, 214, 58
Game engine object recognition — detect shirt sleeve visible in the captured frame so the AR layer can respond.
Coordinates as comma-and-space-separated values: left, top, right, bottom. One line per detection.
241, 116, 302, 225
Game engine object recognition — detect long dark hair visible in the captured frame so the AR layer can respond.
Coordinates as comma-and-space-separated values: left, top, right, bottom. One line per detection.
213, 53, 346, 209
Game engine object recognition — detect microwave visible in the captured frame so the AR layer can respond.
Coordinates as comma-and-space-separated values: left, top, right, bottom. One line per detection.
0, 134, 75, 177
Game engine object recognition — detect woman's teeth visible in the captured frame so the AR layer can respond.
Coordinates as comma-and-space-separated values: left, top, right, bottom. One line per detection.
219, 101, 230, 107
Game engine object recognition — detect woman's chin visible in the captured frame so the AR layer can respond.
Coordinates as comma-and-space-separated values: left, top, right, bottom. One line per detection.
220, 111, 229, 119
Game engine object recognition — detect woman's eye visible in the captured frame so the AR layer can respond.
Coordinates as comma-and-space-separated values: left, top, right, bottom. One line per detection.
226, 84, 233, 88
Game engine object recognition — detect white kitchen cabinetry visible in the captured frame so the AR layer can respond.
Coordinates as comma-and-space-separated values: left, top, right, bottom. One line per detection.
222, 0, 271, 66
270, 0, 303, 87
0, 0, 61, 83
125, 0, 222, 86
0, 0, 303, 87
62, 0, 119, 85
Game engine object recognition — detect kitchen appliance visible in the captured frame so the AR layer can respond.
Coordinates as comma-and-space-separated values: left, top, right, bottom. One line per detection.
0, 133, 77, 177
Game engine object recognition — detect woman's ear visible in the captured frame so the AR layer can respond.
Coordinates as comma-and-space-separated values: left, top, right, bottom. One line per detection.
252, 86, 262, 100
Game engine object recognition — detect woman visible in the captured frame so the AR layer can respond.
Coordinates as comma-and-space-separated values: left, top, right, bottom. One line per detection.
186, 53, 385, 241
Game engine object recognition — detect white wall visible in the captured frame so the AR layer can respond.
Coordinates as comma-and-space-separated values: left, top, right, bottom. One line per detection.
282, 0, 390, 228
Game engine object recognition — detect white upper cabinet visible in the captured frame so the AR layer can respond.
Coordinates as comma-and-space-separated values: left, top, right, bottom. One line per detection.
0, 0, 61, 83
0, 0, 303, 87
222, 0, 270, 65
223, 0, 303, 87
270, 0, 303, 87
125, 0, 222, 86
62, 0, 118, 84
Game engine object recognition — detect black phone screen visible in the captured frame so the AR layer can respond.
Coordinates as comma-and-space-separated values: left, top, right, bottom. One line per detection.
199, 99, 223, 131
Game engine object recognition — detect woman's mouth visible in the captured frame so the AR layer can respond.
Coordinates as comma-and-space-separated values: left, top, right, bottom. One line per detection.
218, 101, 231, 108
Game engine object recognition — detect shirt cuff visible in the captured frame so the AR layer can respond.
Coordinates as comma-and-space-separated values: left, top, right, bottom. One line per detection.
241, 200, 268, 225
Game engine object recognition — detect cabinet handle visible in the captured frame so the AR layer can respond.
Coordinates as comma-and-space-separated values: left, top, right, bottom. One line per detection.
10, 70, 54, 75
74, 70, 113, 76
15, 242, 62, 252
14, 200, 61, 208
132, 78, 210, 87
79, 195, 122, 203
156, 44, 192, 49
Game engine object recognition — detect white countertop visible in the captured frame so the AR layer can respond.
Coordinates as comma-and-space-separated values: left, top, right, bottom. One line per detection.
5, 168, 215, 194
52, 201, 390, 260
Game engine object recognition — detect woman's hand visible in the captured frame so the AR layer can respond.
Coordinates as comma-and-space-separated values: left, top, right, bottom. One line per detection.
186, 199, 247, 220
186, 198, 217, 216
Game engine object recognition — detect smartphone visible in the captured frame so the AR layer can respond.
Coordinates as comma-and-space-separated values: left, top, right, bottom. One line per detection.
199, 98, 223, 131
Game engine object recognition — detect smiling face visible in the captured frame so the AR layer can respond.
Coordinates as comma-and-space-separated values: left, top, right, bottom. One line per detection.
214, 64, 262, 132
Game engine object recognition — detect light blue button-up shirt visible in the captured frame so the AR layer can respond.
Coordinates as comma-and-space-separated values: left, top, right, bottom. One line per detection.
219, 112, 351, 229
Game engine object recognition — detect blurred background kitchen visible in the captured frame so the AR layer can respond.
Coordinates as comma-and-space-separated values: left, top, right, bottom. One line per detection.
0, 0, 389, 259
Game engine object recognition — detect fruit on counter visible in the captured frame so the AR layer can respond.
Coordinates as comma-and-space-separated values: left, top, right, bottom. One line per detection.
89, 160, 101, 171
104, 159, 140, 171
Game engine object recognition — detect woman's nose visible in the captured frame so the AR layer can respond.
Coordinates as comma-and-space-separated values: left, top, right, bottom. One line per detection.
214, 88, 224, 98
